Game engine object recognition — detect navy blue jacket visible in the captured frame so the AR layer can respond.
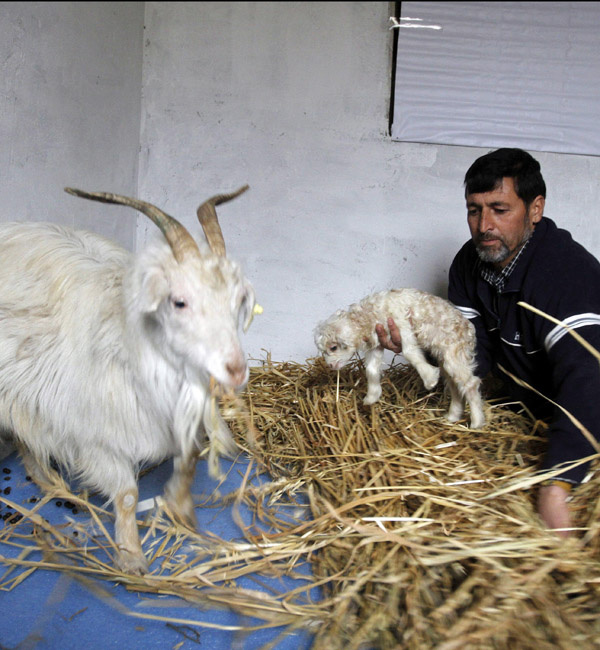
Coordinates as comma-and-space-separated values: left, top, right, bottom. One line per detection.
449, 217, 600, 484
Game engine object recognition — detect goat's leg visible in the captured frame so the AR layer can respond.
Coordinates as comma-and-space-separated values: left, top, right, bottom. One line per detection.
442, 371, 465, 423
87, 456, 148, 575
164, 450, 199, 530
19, 441, 148, 573
16, 442, 64, 493
441, 351, 486, 429
113, 485, 148, 575
363, 347, 384, 405
203, 403, 238, 479
400, 327, 440, 390
464, 377, 486, 428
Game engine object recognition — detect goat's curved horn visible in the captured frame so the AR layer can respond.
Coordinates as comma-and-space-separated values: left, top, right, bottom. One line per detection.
196, 185, 249, 256
64, 188, 200, 263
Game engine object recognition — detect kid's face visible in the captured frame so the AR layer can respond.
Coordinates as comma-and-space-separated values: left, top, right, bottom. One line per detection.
322, 341, 354, 370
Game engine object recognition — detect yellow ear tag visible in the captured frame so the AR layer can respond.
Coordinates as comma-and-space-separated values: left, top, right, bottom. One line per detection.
243, 303, 264, 333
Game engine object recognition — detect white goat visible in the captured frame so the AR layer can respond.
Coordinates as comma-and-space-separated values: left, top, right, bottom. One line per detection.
314, 289, 486, 428
0, 186, 257, 574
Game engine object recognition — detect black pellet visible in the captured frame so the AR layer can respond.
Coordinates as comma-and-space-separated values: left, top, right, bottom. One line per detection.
55, 501, 62, 507
3, 487, 10, 495
2, 467, 10, 474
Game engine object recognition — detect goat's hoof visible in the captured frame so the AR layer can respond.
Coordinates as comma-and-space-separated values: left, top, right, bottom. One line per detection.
166, 503, 198, 532
116, 549, 149, 575
363, 395, 381, 406
424, 373, 440, 391
469, 416, 486, 429
174, 512, 198, 532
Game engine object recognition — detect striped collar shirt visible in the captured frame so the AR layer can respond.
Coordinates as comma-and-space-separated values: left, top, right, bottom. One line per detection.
478, 237, 531, 292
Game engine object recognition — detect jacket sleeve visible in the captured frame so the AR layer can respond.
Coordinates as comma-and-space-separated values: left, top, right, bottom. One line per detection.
448, 247, 494, 379
526, 265, 600, 484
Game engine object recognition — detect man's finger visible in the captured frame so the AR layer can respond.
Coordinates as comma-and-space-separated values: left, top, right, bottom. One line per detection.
387, 318, 402, 348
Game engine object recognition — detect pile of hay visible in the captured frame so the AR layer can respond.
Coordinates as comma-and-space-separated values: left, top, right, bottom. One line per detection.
224, 355, 600, 650
2, 355, 600, 649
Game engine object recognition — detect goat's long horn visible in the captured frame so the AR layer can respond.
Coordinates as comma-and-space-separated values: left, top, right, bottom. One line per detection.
65, 188, 199, 263
196, 185, 249, 256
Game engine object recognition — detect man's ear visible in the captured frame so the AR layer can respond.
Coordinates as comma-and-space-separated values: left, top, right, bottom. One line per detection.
529, 195, 545, 224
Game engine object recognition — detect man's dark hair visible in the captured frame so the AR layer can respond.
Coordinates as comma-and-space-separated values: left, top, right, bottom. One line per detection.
464, 148, 546, 207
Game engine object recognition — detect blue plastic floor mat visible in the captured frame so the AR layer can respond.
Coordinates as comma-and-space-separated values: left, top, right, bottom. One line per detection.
0, 450, 318, 649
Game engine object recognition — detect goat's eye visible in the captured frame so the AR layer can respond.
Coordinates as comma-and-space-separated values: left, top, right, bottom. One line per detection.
172, 298, 187, 309
329, 345, 338, 353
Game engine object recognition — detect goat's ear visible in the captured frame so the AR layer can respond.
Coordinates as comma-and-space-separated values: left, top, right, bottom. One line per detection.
139, 267, 170, 312
240, 281, 257, 332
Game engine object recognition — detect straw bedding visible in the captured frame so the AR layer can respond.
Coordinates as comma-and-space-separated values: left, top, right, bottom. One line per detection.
2, 354, 600, 649
232, 356, 600, 649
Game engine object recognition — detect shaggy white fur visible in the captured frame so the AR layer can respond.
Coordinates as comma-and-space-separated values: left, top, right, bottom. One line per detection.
0, 187, 254, 575
314, 288, 486, 428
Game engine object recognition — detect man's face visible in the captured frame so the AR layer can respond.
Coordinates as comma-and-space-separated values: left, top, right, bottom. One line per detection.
466, 177, 544, 269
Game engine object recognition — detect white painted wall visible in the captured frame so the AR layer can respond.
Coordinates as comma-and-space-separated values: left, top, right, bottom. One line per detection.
0, 1, 143, 248
139, 1, 600, 364
2, 2, 599, 365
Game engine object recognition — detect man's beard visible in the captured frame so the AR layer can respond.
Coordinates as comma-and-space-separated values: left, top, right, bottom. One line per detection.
475, 221, 534, 265
475, 236, 512, 264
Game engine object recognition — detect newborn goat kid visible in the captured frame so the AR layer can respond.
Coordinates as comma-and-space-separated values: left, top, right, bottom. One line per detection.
314, 289, 485, 428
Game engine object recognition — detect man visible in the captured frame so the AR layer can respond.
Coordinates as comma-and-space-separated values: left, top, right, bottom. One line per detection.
377, 148, 600, 536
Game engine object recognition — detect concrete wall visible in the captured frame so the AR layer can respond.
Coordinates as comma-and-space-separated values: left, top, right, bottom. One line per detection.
139, 1, 600, 364
0, 1, 144, 248
2, 2, 599, 364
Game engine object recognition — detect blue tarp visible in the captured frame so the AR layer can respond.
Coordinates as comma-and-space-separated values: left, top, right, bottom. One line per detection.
0, 450, 318, 649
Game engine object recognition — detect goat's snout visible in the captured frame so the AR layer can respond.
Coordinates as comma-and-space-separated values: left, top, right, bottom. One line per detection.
226, 357, 248, 388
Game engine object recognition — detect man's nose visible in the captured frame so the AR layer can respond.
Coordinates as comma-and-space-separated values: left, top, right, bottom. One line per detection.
478, 208, 493, 232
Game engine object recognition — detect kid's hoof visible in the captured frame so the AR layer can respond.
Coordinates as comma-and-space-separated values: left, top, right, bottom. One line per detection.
363, 389, 382, 406
423, 367, 441, 391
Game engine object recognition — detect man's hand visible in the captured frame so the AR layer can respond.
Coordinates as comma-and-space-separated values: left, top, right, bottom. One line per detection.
375, 317, 403, 354
538, 483, 572, 538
